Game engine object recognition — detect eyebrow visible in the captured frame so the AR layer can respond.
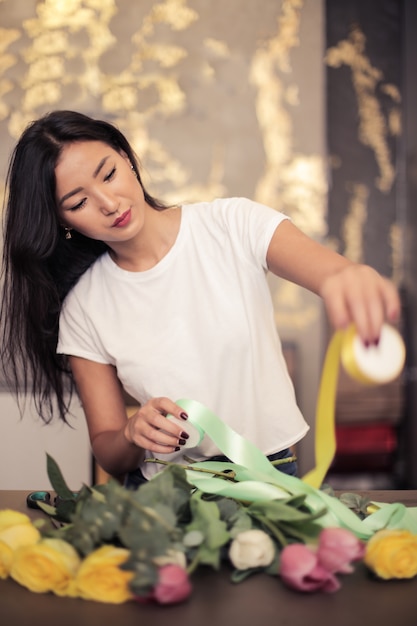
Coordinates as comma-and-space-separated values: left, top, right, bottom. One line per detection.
93, 156, 109, 178
58, 156, 110, 206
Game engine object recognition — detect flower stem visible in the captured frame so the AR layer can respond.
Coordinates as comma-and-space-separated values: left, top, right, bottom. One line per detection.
186, 551, 201, 575
270, 455, 297, 466
145, 458, 236, 480
256, 516, 288, 548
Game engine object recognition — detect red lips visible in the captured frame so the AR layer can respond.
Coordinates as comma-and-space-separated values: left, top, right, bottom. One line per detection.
112, 209, 131, 227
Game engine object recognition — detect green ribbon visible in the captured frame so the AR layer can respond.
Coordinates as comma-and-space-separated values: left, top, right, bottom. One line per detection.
172, 399, 417, 539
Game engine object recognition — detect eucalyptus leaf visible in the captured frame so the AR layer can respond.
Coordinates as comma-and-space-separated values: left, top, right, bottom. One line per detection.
183, 529, 204, 547
54, 499, 77, 523
127, 560, 159, 597
184, 492, 231, 570
118, 521, 172, 555
187, 493, 230, 550
134, 465, 192, 517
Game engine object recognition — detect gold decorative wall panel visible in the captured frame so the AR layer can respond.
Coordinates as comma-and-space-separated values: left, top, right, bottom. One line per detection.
0, 0, 326, 328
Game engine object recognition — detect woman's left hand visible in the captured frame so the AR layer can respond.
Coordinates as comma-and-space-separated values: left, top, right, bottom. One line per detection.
319, 264, 401, 345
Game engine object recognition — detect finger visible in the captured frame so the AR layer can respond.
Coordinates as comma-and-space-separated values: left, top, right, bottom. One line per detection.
148, 406, 189, 442
131, 421, 185, 453
154, 397, 189, 422
324, 290, 350, 332
125, 405, 186, 451
380, 277, 401, 323
143, 428, 182, 453
350, 276, 400, 344
347, 281, 382, 344
324, 279, 375, 345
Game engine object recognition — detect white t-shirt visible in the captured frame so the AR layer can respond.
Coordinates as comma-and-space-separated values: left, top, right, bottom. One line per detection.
58, 197, 309, 478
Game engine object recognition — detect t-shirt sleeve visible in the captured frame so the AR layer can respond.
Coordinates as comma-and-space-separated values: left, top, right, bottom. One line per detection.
57, 289, 112, 364
218, 197, 290, 269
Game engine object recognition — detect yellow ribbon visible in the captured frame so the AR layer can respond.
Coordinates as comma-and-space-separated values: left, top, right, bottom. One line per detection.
301, 323, 405, 489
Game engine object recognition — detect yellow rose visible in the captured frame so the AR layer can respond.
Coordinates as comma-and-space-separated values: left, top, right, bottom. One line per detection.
71, 545, 134, 604
0, 510, 33, 531
364, 529, 417, 579
10, 538, 81, 595
0, 509, 41, 579
0, 522, 41, 551
0, 542, 13, 579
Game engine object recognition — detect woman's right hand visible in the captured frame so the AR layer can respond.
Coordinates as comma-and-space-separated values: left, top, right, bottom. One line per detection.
123, 397, 189, 454
68, 357, 189, 476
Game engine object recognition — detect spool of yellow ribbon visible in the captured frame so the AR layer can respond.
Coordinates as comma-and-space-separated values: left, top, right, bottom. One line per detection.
301, 323, 406, 489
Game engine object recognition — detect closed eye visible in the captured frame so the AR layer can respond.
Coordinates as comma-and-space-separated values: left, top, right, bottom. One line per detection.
69, 198, 87, 211
104, 166, 116, 182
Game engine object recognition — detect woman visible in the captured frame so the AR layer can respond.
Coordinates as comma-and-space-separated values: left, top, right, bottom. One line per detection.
0, 110, 400, 486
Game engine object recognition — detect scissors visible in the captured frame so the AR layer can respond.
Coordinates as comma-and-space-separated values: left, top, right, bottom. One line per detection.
26, 490, 78, 510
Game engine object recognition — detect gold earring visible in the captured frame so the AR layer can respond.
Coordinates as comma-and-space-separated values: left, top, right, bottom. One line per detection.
64, 227, 72, 240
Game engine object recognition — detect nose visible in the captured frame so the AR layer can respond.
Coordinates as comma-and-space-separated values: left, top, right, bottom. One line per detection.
96, 189, 119, 216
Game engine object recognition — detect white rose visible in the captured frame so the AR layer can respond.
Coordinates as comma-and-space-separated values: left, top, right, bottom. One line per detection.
229, 530, 275, 570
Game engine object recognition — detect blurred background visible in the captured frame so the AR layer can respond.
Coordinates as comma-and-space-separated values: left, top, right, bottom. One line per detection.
0, 0, 416, 491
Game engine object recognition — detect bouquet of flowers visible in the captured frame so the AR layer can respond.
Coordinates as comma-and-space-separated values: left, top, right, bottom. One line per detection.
1, 454, 417, 605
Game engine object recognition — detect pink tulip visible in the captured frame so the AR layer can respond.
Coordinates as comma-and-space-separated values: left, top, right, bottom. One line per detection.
280, 543, 340, 593
318, 528, 365, 574
136, 565, 192, 605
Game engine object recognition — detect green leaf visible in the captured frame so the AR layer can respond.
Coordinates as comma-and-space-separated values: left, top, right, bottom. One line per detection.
278, 520, 322, 543
183, 529, 204, 547
230, 567, 262, 583
54, 499, 77, 523
185, 492, 231, 570
134, 465, 192, 517
128, 561, 159, 597
119, 520, 172, 556
338, 492, 371, 518
36, 501, 58, 517
61, 521, 97, 555
248, 500, 327, 524
46, 454, 76, 500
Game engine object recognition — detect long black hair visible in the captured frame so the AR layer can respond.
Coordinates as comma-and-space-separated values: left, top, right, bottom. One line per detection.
0, 110, 167, 423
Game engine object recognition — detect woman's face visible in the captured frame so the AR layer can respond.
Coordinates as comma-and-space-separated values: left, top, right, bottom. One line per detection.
55, 140, 145, 244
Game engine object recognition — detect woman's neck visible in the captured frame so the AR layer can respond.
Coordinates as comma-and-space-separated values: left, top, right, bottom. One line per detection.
109, 205, 181, 272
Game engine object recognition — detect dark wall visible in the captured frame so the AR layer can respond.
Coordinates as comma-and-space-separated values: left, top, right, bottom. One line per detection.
326, 0, 402, 278
403, 0, 417, 487
326, 0, 417, 487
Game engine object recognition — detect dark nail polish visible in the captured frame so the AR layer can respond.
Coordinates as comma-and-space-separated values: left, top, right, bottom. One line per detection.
174, 446, 180, 452
374, 337, 380, 347
181, 431, 189, 439
179, 438, 186, 446
364, 340, 370, 348
180, 412, 188, 420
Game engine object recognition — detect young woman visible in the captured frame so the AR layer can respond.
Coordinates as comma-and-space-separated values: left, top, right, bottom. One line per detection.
0, 110, 400, 487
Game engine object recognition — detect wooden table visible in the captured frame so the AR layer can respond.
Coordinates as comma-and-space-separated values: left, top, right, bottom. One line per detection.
1, 490, 417, 626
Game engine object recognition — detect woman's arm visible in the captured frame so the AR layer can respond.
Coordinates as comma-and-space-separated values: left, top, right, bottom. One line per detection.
266, 219, 400, 344
69, 356, 189, 477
